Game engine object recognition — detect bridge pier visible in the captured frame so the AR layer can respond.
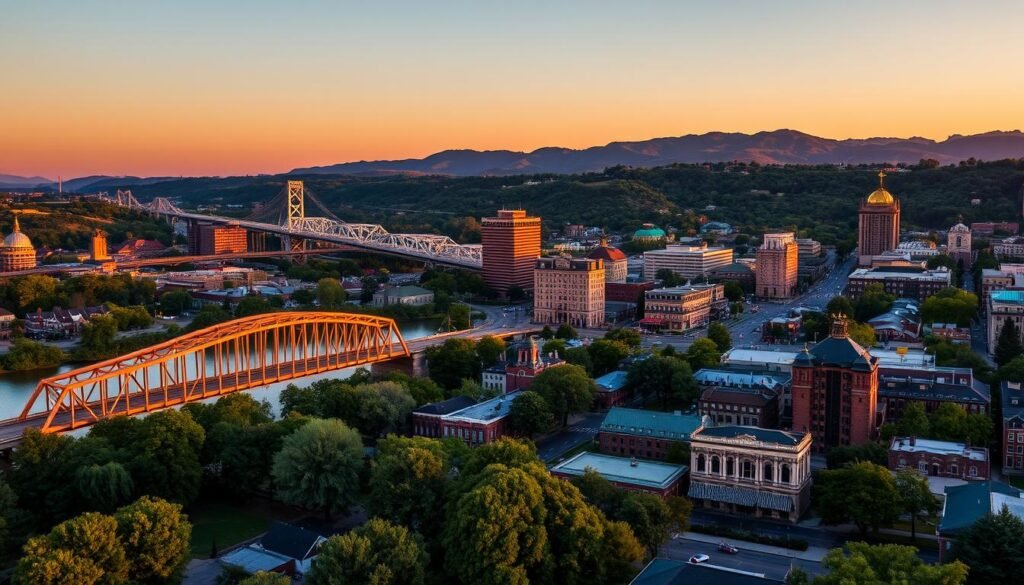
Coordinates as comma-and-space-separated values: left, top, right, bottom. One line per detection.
372, 351, 428, 378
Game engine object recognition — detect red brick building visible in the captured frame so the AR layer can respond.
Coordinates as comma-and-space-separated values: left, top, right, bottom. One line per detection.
414, 391, 523, 446
791, 317, 880, 454
1002, 381, 1024, 475
481, 209, 541, 297
505, 338, 565, 392
888, 437, 989, 480
411, 396, 478, 438
598, 407, 705, 460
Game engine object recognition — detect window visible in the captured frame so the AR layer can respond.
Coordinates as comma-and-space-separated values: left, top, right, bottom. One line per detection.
726, 457, 735, 476
697, 454, 706, 473
763, 463, 773, 482
918, 460, 927, 474
741, 460, 754, 479
711, 456, 721, 474
781, 464, 791, 483
969, 466, 977, 477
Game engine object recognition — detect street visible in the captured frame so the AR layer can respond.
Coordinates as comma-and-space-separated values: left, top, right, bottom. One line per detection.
535, 411, 604, 462
661, 536, 824, 580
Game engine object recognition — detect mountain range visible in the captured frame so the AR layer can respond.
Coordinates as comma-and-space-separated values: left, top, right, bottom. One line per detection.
292, 129, 1024, 176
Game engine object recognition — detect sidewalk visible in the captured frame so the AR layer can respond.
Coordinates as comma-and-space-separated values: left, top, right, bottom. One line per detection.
679, 531, 830, 562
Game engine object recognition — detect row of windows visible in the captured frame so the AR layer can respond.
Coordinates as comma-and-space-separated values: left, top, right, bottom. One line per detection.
695, 454, 794, 483
895, 460, 978, 477
704, 404, 763, 414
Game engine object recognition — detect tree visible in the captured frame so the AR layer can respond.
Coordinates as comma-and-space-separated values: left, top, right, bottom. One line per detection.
655, 268, 682, 287
685, 337, 720, 370
272, 419, 364, 519
75, 463, 134, 514
234, 295, 274, 318
555, 323, 578, 339
307, 518, 428, 585
184, 304, 233, 332
847, 321, 877, 348
892, 469, 938, 542
815, 541, 967, 585
540, 325, 554, 339
507, 390, 554, 438
542, 338, 567, 356
627, 354, 697, 408
14, 512, 127, 585
929, 403, 968, 441
7, 429, 80, 527
239, 573, 290, 585
895, 403, 931, 438
530, 364, 595, 427
315, 277, 346, 308
605, 327, 642, 349
425, 338, 480, 390
77, 314, 119, 358
824, 443, 888, 469
476, 335, 506, 367
158, 290, 193, 316
920, 288, 977, 327
707, 322, 732, 351
123, 410, 206, 505
723, 280, 744, 302
619, 493, 674, 557
368, 443, 448, 535
114, 496, 191, 584
853, 284, 895, 322
588, 339, 630, 376
954, 506, 1024, 584
995, 318, 1023, 366
563, 346, 593, 375
815, 462, 899, 537
0, 338, 65, 371
826, 296, 854, 319
360, 276, 380, 304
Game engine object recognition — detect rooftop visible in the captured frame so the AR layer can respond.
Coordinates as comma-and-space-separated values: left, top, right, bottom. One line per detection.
694, 368, 789, 390
444, 391, 523, 423
594, 370, 629, 392
694, 425, 807, 447
849, 267, 951, 282
940, 481, 1023, 535
991, 290, 1024, 305
630, 558, 782, 585
380, 285, 434, 298
889, 437, 988, 461
600, 407, 705, 441
414, 395, 478, 416
550, 452, 688, 490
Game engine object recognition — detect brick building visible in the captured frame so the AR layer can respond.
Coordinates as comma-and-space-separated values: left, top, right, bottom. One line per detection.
988, 290, 1024, 355
411, 396, 479, 438
888, 437, 989, 480
755, 232, 798, 299
1002, 381, 1024, 475
791, 317, 880, 454
857, 171, 901, 266
593, 370, 631, 409
532, 255, 605, 328
845, 266, 951, 301
550, 452, 688, 499
481, 209, 541, 297
597, 407, 705, 460
694, 368, 788, 429
641, 283, 726, 332
970, 221, 1019, 237
414, 391, 523, 446
688, 426, 812, 522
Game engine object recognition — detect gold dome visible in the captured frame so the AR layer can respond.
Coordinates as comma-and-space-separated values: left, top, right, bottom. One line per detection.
866, 171, 895, 205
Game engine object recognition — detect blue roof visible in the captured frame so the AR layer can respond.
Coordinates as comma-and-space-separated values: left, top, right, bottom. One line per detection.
551, 452, 687, 490
939, 480, 1023, 535
694, 368, 789, 390
600, 407, 703, 441
991, 290, 1024, 304
694, 425, 806, 446
444, 391, 522, 423
595, 370, 629, 392
630, 558, 782, 585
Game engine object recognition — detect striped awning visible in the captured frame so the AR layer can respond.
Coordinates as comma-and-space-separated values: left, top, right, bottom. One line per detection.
688, 481, 794, 512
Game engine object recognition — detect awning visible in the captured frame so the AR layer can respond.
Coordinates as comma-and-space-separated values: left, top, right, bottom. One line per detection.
688, 481, 794, 512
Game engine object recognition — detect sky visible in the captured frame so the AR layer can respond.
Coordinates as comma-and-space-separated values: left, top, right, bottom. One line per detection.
3, 0, 1023, 178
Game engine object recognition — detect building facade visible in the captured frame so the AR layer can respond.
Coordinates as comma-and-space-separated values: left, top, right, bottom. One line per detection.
597, 407, 705, 460
481, 209, 542, 297
587, 236, 628, 283
857, 171, 901, 266
888, 437, 989, 480
1002, 381, 1024, 475
947, 221, 972, 269
89, 229, 110, 262
791, 318, 880, 453
688, 426, 812, 522
194, 223, 248, 255
971, 222, 1019, 237
988, 290, 1024, 355
642, 244, 734, 281
993, 237, 1024, 260
641, 283, 726, 332
845, 266, 952, 301
0, 215, 37, 272
532, 255, 605, 328
756, 232, 798, 299
414, 391, 523, 446
372, 285, 435, 307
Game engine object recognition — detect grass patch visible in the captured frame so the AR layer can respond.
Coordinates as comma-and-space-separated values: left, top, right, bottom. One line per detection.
862, 532, 940, 551
187, 500, 276, 559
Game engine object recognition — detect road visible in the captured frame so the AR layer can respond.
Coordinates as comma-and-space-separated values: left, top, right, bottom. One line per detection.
535, 411, 605, 462
662, 536, 824, 580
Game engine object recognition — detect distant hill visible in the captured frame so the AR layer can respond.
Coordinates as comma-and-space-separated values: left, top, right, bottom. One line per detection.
292, 129, 1024, 176
0, 173, 54, 189
61, 176, 183, 193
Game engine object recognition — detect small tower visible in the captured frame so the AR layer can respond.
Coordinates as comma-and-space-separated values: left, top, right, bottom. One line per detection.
947, 216, 972, 270
90, 229, 110, 262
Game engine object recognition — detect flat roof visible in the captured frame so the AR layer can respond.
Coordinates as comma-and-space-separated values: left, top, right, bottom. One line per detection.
600, 407, 704, 441
694, 368, 789, 389
551, 452, 688, 490
594, 370, 629, 392
991, 290, 1024, 305
890, 437, 987, 461
444, 391, 522, 423
695, 425, 806, 447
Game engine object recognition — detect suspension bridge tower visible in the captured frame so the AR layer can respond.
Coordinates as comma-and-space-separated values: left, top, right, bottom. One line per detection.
283, 180, 308, 258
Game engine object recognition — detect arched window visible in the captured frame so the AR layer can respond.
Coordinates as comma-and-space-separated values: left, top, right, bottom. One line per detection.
763, 462, 774, 482
919, 460, 928, 474
711, 456, 720, 474
697, 454, 706, 473
726, 457, 735, 477
781, 464, 791, 484
741, 460, 754, 479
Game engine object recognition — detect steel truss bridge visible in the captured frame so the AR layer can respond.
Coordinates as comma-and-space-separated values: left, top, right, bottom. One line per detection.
0, 312, 409, 446
99, 183, 483, 269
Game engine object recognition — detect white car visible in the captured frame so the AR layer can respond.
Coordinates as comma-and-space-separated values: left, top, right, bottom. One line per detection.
689, 554, 710, 564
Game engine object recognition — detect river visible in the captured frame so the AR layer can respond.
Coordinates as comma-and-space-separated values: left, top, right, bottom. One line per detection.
0, 318, 444, 420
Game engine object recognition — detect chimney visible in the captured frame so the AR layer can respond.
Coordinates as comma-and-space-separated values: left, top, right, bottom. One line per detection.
910, 436, 916, 447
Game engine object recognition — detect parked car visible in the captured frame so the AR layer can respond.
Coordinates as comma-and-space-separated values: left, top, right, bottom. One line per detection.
718, 542, 738, 554
689, 554, 710, 564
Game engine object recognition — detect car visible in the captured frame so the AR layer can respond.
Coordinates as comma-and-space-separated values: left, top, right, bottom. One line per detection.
689, 554, 710, 564
718, 542, 738, 554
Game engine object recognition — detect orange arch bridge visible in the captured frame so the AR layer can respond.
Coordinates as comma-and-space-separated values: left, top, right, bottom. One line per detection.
17, 312, 409, 435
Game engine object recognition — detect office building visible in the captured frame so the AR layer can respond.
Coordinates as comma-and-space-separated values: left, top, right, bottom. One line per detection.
533, 255, 605, 328
642, 243, 733, 281
191, 223, 248, 255
796, 238, 821, 257
1002, 381, 1024, 475
641, 283, 726, 332
845, 266, 951, 301
791, 317, 879, 453
413, 391, 524, 446
755, 232, 798, 299
858, 171, 901, 266
481, 209, 542, 297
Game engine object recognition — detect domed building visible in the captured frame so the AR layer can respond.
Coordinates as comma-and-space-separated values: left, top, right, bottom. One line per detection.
0, 215, 37, 272
633, 223, 666, 242
857, 171, 901, 266
587, 236, 628, 283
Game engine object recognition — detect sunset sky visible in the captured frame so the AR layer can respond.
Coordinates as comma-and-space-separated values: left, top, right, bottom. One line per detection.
3, 0, 1023, 178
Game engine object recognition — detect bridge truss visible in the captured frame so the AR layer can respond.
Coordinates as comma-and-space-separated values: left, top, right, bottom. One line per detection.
18, 312, 409, 434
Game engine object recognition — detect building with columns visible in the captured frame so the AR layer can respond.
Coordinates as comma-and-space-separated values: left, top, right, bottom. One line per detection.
756, 232, 798, 299
791, 317, 880, 454
533, 255, 605, 328
858, 171, 901, 266
688, 426, 812, 522
947, 220, 972, 270
0, 215, 37, 272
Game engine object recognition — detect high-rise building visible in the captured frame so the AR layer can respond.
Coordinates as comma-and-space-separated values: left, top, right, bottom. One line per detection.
791, 317, 879, 453
642, 244, 733, 281
755, 232, 798, 299
0, 215, 37, 272
858, 171, 901, 266
482, 209, 541, 297
587, 236, 628, 283
948, 220, 972, 269
533, 255, 605, 328
89, 229, 110, 262
191, 223, 248, 256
